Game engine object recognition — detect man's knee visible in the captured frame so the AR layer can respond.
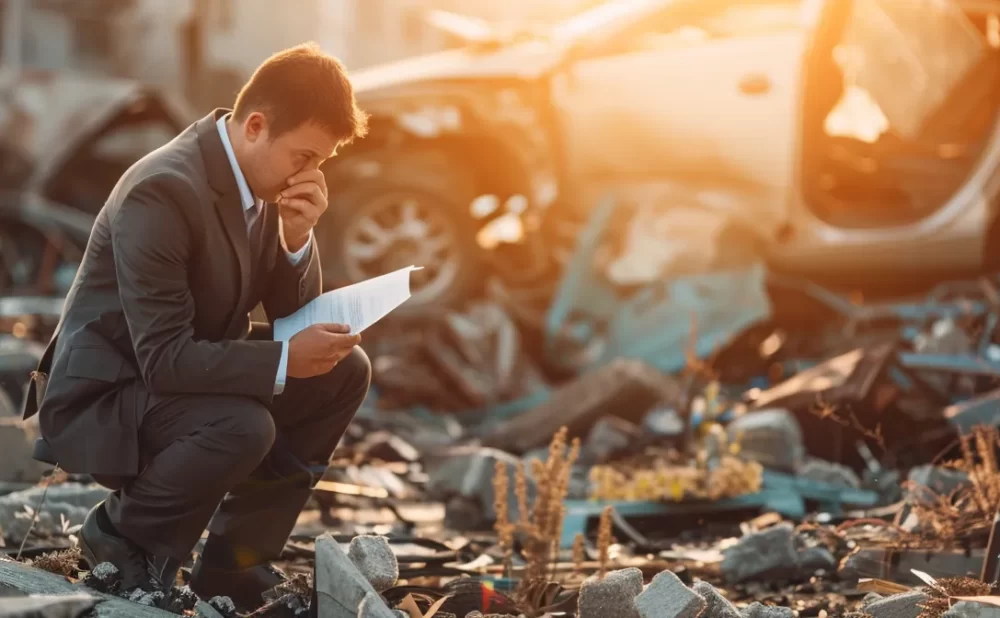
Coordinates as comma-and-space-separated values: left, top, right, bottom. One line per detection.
207, 396, 276, 461
332, 346, 371, 394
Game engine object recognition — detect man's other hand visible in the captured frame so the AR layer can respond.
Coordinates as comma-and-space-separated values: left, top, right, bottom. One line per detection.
278, 168, 328, 253
287, 323, 360, 378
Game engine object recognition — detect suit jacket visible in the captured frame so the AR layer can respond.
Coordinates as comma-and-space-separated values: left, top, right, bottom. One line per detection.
22, 109, 323, 476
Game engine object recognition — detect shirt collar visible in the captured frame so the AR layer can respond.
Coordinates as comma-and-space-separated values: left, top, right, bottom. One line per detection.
216, 113, 262, 214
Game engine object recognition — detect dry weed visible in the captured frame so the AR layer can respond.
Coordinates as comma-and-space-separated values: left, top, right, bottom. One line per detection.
597, 505, 614, 578
26, 546, 82, 577
906, 427, 1000, 546
491, 427, 581, 604
917, 576, 991, 618
572, 533, 586, 572
810, 396, 886, 450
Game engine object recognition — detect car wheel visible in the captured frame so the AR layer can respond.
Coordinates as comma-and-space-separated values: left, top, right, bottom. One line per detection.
318, 150, 481, 315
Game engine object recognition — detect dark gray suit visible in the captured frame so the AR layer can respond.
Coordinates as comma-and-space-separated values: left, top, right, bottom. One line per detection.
23, 109, 370, 563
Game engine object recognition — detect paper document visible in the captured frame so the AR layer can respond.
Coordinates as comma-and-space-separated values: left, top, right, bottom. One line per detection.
273, 265, 421, 341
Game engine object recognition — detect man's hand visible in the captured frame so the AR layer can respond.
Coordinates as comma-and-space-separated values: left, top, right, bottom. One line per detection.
278, 169, 328, 253
287, 323, 360, 379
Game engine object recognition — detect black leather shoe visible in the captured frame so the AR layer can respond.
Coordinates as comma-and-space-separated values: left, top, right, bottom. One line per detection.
80, 502, 179, 592
190, 560, 287, 612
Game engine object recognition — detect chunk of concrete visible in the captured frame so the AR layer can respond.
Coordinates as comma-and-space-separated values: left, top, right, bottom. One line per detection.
0, 557, 178, 617
207, 596, 236, 618
348, 535, 398, 592
314, 533, 395, 618
742, 602, 794, 618
0, 483, 109, 544
726, 410, 804, 472
944, 601, 1000, 618
797, 546, 837, 573
194, 600, 225, 618
721, 523, 799, 584
425, 447, 535, 524
0, 592, 97, 617
578, 567, 643, 618
693, 581, 740, 618
798, 459, 861, 489
907, 466, 970, 503
582, 417, 640, 465
635, 570, 706, 618
865, 591, 929, 618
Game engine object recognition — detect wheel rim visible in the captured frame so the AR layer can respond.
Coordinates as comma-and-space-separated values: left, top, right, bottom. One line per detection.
341, 192, 463, 307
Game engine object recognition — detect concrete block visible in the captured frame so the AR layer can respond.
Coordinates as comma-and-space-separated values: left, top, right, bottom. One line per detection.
635, 570, 706, 618
578, 567, 643, 618
722, 523, 799, 584
742, 603, 794, 618
693, 581, 740, 618
314, 533, 395, 618
348, 535, 399, 592
944, 601, 1000, 618
865, 591, 929, 618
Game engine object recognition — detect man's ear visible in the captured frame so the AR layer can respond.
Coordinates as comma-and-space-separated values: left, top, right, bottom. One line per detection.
244, 112, 268, 143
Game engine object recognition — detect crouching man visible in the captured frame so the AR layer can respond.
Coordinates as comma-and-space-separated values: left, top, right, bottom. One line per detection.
22, 43, 371, 610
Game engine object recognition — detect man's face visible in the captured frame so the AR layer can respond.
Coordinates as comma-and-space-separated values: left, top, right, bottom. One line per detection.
240, 112, 338, 202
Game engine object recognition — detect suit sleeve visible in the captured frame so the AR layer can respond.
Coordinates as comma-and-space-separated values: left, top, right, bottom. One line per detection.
111, 174, 283, 401
261, 223, 322, 321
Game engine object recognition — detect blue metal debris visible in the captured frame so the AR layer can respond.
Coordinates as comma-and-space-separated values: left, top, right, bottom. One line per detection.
544, 195, 772, 376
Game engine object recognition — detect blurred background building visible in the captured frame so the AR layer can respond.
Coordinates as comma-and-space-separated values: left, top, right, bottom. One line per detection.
0, 0, 600, 112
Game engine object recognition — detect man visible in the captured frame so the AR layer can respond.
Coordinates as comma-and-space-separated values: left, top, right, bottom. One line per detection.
21, 43, 371, 609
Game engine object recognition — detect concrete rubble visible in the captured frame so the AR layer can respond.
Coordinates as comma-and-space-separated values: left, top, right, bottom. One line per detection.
577, 568, 643, 618
347, 534, 399, 592
863, 591, 930, 618
635, 570, 706, 618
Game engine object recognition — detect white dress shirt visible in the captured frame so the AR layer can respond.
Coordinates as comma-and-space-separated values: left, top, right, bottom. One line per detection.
216, 114, 312, 395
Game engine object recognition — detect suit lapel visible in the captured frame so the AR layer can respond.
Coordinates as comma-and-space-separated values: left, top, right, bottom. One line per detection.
195, 110, 251, 332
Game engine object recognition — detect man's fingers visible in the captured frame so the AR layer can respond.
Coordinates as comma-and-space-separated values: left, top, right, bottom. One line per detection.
277, 197, 314, 214
327, 333, 362, 349
279, 182, 324, 201
286, 170, 327, 192
316, 323, 351, 334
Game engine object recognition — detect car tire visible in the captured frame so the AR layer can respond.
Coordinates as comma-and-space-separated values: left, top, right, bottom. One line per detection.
317, 149, 482, 316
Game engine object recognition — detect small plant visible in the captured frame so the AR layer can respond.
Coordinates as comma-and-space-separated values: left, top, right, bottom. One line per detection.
491, 426, 580, 605
27, 546, 82, 578
571, 533, 586, 573
596, 505, 614, 578
905, 426, 1000, 546
917, 576, 992, 618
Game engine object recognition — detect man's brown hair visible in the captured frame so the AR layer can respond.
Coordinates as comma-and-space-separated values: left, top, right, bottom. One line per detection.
233, 42, 368, 144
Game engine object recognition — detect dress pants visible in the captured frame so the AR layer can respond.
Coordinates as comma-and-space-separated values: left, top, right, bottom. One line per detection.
103, 346, 371, 562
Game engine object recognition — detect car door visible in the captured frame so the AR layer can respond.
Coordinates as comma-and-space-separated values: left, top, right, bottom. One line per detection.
551, 0, 813, 234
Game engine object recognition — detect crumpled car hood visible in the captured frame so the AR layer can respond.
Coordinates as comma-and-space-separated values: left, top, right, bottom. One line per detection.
350, 42, 564, 98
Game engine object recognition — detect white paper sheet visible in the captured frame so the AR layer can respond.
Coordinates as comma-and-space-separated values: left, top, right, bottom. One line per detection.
273, 265, 420, 341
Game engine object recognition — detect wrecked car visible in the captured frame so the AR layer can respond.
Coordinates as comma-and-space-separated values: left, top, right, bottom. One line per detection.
0, 71, 193, 296
0, 70, 195, 216
320, 0, 1000, 314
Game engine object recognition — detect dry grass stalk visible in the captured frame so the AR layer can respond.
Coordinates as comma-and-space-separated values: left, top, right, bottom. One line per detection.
27, 546, 82, 577
494, 460, 514, 577
491, 427, 581, 604
917, 576, 991, 618
597, 505, 614, 578
810, 396, 886, 450
572, 533, 586, 572
904, 427, 1000, 547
